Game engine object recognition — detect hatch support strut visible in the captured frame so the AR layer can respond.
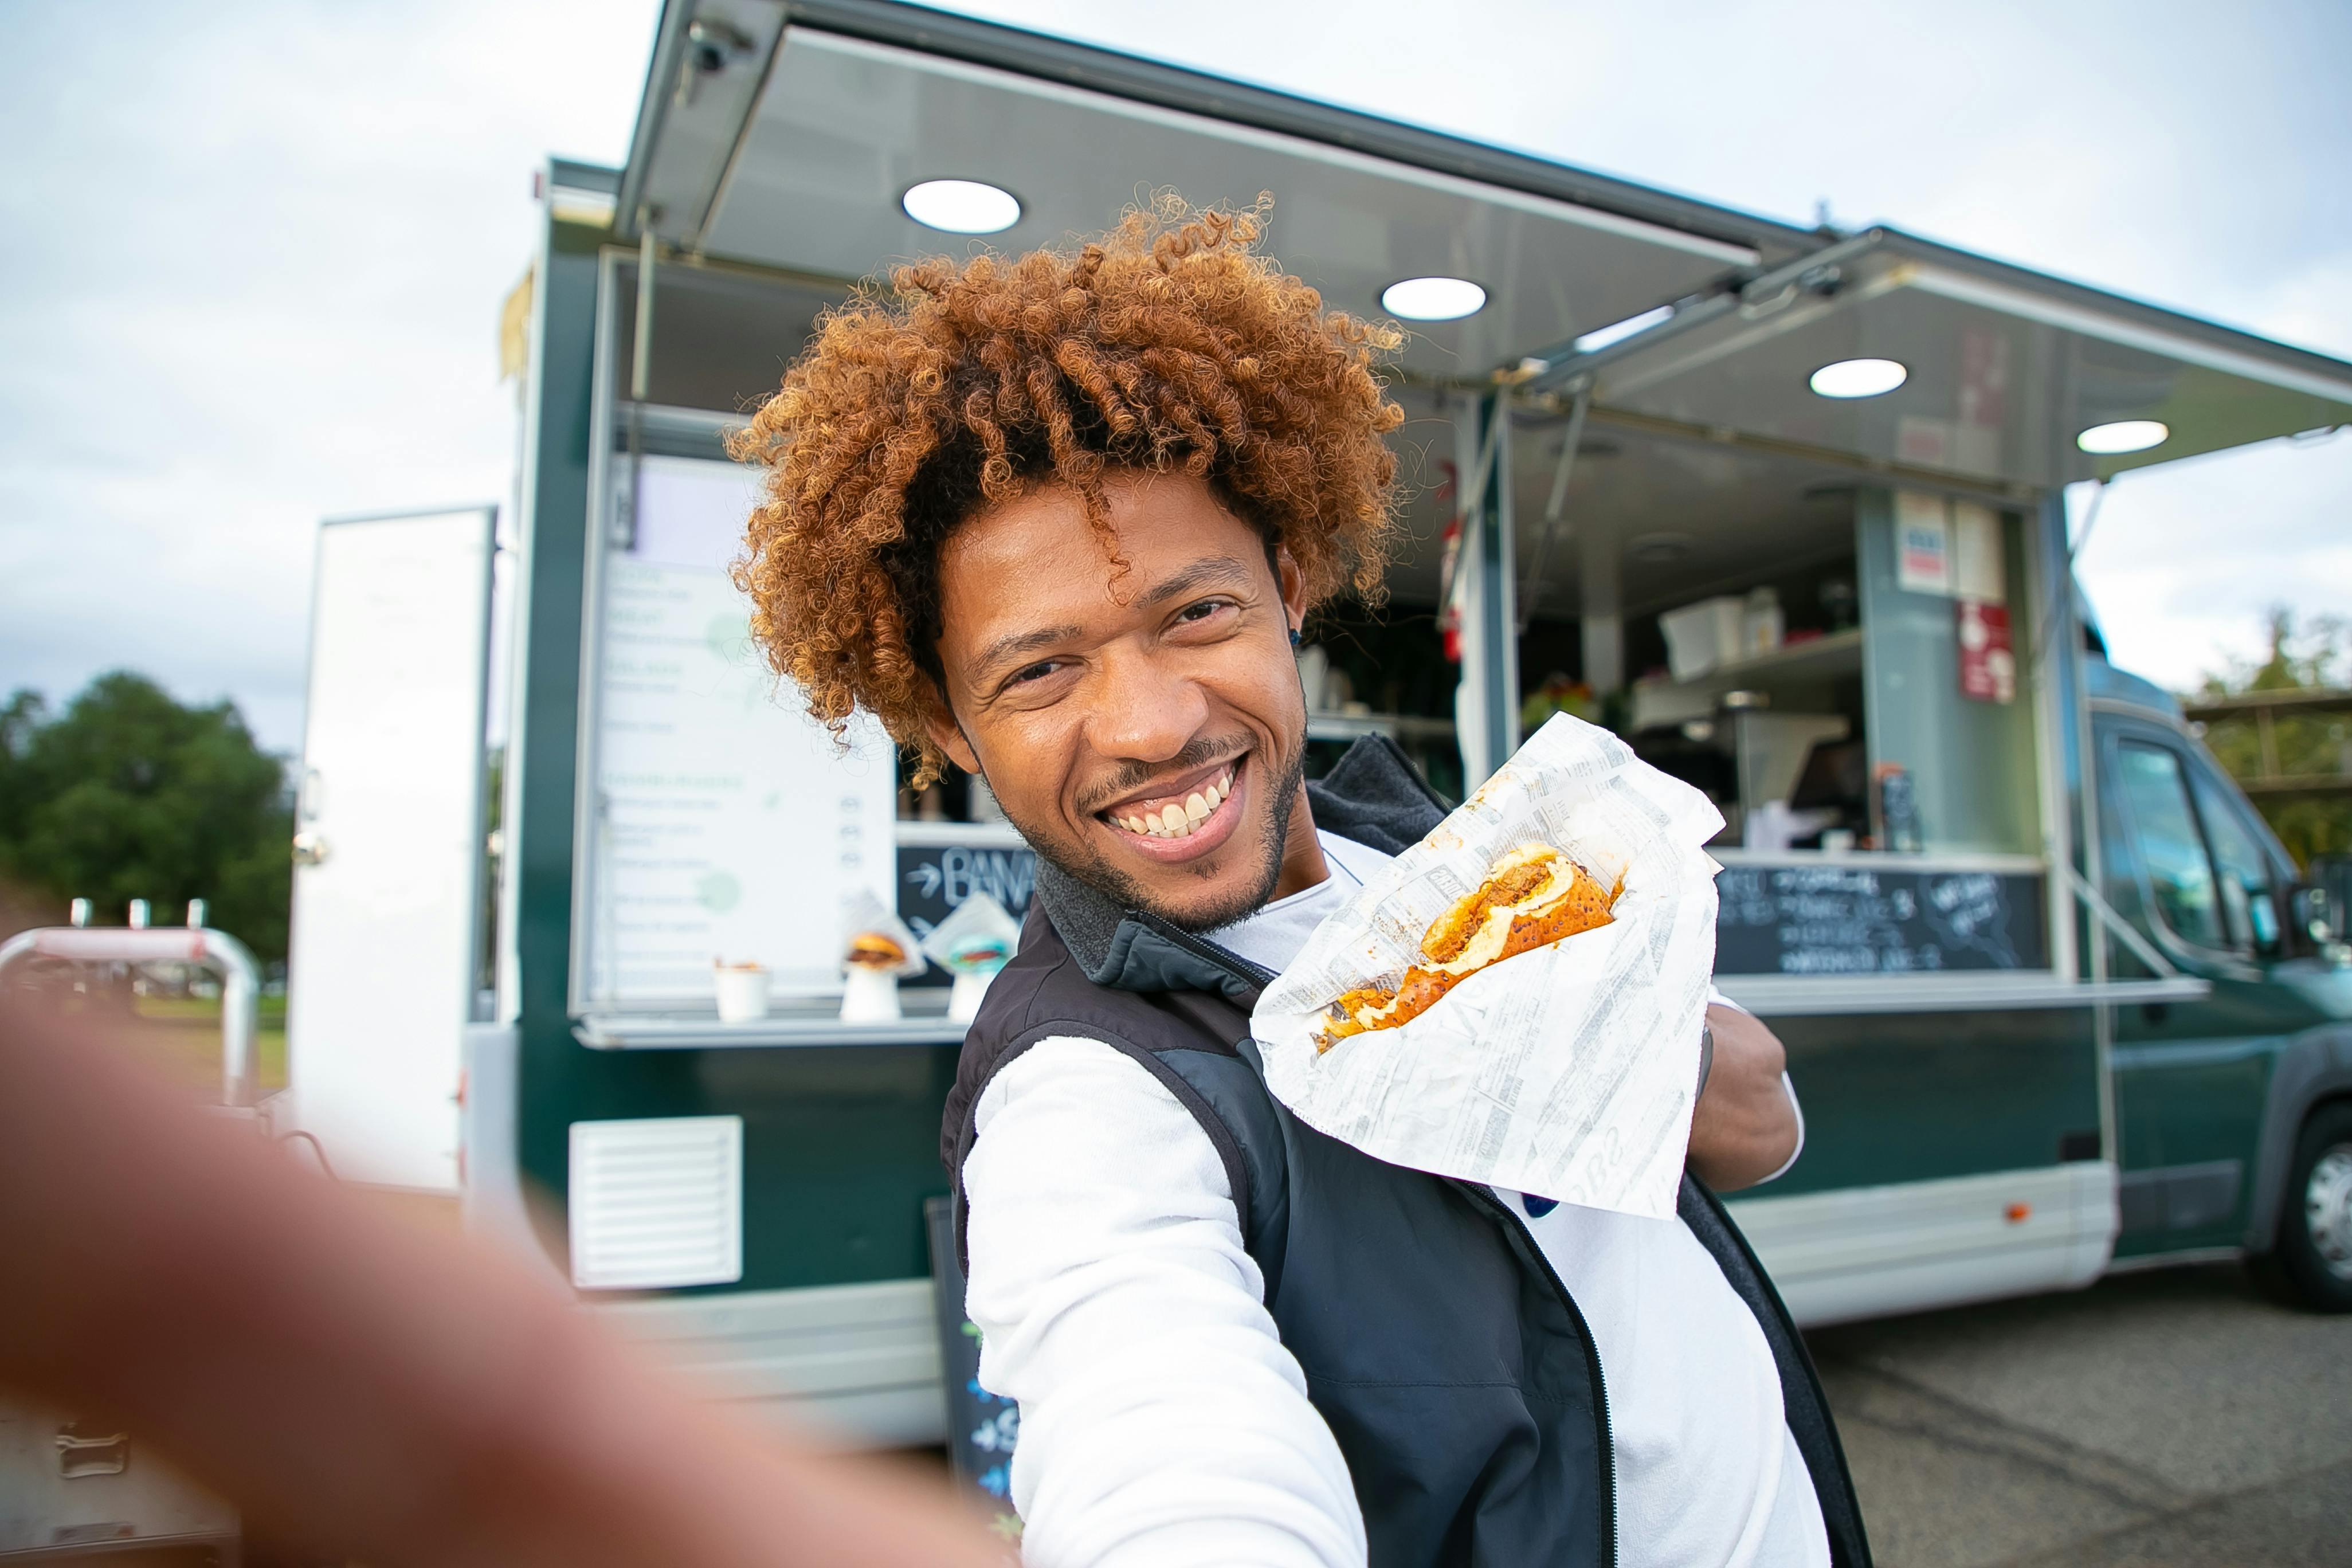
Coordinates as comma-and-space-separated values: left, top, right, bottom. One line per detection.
1517, 386, 1589, 634
2059, 861, 2182, 983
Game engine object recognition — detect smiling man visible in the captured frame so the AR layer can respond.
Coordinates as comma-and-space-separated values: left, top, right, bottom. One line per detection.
734, 204, 1868, 1568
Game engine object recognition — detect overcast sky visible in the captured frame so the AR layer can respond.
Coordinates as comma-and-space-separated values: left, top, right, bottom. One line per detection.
4, 0, 2347, 752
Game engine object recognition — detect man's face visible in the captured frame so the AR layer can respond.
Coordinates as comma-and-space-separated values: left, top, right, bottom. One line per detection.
927, 471, 1315, 931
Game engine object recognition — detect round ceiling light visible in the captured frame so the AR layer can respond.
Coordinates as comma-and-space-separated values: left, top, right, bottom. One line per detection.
1808, 358, 1908, 398
900, 179, 1021, 234
1381, 276, 1488, 321
1628, 532, 1695, 564
2076, 420, 2169, 454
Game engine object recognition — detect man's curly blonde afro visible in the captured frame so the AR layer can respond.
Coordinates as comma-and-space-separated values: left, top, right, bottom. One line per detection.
729, 197, 1405, 787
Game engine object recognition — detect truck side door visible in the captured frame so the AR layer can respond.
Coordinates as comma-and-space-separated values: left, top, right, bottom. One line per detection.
2096, 715, 2306, 1259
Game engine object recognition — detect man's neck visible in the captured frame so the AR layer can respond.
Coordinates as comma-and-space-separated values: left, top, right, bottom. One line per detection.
1266, 789, 1328, 903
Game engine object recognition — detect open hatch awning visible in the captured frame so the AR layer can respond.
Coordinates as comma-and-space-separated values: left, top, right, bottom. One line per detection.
613, 1, 2352, 536
615, 0, 1820, 382
1527, 228, 2352, 493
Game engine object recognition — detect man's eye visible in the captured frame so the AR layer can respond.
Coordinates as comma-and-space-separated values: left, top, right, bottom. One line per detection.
1177, 598, 1234, 624
1008, 660, 1057, 687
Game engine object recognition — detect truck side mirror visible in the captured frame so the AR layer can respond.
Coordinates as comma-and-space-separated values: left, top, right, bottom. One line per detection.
2292, 886, 2350, 965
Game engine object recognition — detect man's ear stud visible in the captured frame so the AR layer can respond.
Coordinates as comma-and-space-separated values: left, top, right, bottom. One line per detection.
1289, 628, 1303, 647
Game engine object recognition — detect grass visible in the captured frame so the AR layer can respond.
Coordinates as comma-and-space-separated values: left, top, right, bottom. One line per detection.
125, 991, 290, 1096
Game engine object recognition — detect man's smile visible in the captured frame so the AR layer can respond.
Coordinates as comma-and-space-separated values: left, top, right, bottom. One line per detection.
1093, 753, 1249, 863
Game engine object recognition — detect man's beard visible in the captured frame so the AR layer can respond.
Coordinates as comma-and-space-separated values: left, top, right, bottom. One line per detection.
993, 744, 1305, 934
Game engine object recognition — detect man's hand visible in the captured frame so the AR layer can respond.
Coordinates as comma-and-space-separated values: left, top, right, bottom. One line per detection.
1687, 1004, 1800, 1191
0, 997, 1001, 1568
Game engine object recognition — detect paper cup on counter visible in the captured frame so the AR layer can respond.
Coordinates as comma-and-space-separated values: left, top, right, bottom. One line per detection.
713, 962, 770, 1024
840, 965, 902, 1022
1250, 714, 1725, 1220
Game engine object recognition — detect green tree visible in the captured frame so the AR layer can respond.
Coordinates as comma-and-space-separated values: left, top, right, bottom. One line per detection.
2191, 608, 2352, 869
0, 673, 293, 961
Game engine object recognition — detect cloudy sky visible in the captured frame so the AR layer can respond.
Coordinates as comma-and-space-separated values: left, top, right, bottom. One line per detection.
4, 0, 2347, 751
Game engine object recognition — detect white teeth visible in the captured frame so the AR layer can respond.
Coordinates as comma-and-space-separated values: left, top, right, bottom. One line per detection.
1114, 765, 1239, 840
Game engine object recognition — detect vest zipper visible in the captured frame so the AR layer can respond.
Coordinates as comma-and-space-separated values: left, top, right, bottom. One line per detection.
1132, 911, 1277, 991
1460, 1183, 1618, 1568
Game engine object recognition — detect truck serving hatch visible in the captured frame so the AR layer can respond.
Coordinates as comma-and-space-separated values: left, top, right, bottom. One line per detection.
1523, 227, 2352, 492
614, 2, 1817, 385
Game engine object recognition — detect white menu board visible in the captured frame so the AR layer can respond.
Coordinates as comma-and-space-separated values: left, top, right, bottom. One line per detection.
583, 454, 899, 1007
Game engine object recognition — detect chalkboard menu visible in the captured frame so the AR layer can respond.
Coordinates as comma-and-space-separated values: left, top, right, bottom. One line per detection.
897, 837, 1037, 988
924, 1197, 1022, 1536
1714, 862, 2046, 975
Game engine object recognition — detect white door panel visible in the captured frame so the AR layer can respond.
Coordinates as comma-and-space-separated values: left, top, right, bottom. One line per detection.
285, 507, 494, 1190
1727, 1162, 2119, 1327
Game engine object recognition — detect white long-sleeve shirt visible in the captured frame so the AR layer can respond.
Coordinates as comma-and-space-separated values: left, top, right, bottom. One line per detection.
962, 832, 1828, 1567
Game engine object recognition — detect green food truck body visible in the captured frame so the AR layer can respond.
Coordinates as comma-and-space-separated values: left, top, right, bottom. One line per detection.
450, 0, 2352, 1448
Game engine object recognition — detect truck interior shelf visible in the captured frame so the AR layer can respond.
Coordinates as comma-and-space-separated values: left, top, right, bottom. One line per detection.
1632, 627, 1864, 709
1305, 709, 1458, 743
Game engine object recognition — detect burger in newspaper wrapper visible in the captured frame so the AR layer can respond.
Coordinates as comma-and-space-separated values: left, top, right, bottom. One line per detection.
918, 893, 1021, 978
1249, 714, 1725, 1220
839, 888, 927, 978
921, 893, 1023, 1024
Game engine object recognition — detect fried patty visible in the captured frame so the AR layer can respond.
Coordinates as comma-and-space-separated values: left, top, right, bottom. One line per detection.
1315, 845, 1619, 1052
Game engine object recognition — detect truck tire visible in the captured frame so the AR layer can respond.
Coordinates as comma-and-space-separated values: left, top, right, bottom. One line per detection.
2252, 1101, 2352, 1313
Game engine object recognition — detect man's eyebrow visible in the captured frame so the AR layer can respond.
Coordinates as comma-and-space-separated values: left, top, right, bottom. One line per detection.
1138, 556, 1257, 609
967, 558, 1256, 684
972, 624, 1084, 683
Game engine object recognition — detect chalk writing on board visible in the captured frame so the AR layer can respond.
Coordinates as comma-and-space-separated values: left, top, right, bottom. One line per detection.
1715, 864, 2040, 975
897, 842, 1038, 988
1920, 872, 2016, 966
903, 847, 1036, 922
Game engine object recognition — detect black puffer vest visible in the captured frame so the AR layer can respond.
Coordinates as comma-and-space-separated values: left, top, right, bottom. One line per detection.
942, 737, 1871, 1568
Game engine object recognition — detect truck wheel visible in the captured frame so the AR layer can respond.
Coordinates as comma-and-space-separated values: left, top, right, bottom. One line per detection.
2254, 1103, 2352, 1314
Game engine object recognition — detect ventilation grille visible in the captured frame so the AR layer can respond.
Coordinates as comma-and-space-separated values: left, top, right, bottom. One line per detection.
568, 1115, 743, 1291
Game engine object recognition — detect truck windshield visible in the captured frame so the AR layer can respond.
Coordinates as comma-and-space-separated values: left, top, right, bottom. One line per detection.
2115, 740, 2227, 951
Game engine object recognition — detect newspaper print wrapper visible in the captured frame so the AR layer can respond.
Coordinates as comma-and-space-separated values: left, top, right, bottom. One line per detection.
840, 888, 928, 978
1251, 714, 1725, 1219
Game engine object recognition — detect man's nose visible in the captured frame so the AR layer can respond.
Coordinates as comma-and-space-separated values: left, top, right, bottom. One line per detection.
1085, 644, 1209, 763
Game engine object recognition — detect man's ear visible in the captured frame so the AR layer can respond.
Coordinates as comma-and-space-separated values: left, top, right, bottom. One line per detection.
923, 691, 981, 775
1273, 544, 1310, 638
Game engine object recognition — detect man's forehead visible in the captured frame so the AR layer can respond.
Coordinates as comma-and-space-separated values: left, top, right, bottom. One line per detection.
939, 475, 1267, 627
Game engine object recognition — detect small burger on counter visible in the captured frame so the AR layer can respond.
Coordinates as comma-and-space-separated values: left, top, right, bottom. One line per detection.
846, 931, 912, 970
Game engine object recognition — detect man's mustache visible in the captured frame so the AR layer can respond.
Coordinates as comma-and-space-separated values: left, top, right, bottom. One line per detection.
1076, 736, 1251, 816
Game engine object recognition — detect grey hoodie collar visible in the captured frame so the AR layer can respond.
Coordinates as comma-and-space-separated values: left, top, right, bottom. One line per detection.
1032, 734, 1451, 998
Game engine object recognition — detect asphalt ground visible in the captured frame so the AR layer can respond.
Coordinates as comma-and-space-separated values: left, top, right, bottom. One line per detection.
1809, 1263, 2352, 1567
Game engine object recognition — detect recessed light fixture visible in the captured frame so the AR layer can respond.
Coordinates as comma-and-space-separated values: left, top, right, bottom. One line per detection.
1808, 358, 1908, 398
1381, 276, 1487, 321
2076, 419, 2169, 454
900, 179, 1021, 234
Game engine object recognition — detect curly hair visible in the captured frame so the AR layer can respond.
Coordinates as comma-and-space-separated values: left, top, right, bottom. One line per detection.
728, 197, 1406, 787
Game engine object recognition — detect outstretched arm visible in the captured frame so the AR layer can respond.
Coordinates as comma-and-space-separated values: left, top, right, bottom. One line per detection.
965, 1037, 1367, 1567
0, 997, 1000, 1568
1688, 1002, 1804, 1191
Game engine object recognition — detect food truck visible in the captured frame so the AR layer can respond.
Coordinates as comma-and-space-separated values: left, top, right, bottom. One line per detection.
407, 0, 2352, 1450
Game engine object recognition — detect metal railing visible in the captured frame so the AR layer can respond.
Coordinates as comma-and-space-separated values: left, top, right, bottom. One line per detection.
0, 920, 263, 1107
